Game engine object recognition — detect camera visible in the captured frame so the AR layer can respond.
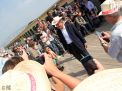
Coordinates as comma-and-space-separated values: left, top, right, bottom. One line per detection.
35, 55, 45, 65
35, 54, 52, 78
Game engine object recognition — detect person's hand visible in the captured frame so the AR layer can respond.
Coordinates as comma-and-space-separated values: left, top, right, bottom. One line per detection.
44, 53, 60, 76
99, 37, 107, 45
101, 32, 110, 42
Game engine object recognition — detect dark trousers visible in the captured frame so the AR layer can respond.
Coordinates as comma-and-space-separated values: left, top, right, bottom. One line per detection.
67, 42, 97, 75
84, 23, 95, 32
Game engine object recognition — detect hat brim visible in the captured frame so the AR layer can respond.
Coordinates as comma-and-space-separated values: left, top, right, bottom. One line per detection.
98, 7, 119, 16
0, 60, 52, 91
52, 17, 62, 27
98, 11, 103, 16
0, 70, 32, 91
73, 68, 122, 91
98, 11, 110, 16
14, 60, 51, 91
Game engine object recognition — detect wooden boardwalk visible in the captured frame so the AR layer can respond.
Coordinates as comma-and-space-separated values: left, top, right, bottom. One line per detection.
59, 22, 122, 91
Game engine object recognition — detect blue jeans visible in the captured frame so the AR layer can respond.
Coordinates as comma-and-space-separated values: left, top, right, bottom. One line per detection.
48, 41, 60, 55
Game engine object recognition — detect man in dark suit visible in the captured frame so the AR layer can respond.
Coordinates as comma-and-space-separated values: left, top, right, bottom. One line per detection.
52, 16, 103, 75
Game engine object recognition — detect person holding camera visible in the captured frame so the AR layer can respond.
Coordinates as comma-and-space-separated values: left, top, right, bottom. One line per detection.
99, 0, 122, 62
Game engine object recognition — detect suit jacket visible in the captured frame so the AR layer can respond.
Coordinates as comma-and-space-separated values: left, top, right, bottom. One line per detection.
57, 21, 86, 51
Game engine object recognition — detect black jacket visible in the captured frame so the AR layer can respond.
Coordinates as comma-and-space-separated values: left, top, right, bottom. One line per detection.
57, 21, 86, 50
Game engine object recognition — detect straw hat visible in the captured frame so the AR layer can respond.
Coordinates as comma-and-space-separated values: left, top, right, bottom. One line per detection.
73, 68, 122, 91
0, 60, 51, 91
51, 16, 62, 27
99, 0, 120, 16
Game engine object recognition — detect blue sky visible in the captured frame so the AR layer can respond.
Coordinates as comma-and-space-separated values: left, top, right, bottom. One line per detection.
0, 0, 58, 47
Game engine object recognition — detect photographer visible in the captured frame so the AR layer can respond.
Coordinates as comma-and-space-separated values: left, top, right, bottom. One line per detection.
98, 0, 122, 62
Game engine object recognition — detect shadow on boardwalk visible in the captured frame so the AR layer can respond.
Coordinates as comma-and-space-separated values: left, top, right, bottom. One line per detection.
68, 70, 87, 77
59, 56, 76, 64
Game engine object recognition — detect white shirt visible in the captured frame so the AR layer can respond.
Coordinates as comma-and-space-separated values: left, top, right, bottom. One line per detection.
61, 26, 72, 44
46, 29, 54, 41
108, 19, 122, 62
85, 1, 95, 11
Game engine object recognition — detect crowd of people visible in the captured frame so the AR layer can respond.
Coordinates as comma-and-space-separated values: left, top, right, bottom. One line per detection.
0, 0, 122, 91
1, 0, 104, 74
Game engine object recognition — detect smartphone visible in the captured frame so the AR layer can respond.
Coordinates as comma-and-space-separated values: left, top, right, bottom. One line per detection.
95, 31, 101, 37
36, 55, 45, 65
35, 54, 52, 78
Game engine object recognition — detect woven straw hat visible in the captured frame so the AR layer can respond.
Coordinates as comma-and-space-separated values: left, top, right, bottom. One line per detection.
52, 16, 62, 27
0, 60, 51, 91
73, 68, 122, 91
99, 0, 120, 16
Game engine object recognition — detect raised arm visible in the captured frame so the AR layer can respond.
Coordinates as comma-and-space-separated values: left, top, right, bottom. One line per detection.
44, 53, 81, 90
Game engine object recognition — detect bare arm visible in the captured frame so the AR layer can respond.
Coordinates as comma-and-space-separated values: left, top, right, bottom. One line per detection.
44, 53, 81, 90
52, 70, 81, 90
